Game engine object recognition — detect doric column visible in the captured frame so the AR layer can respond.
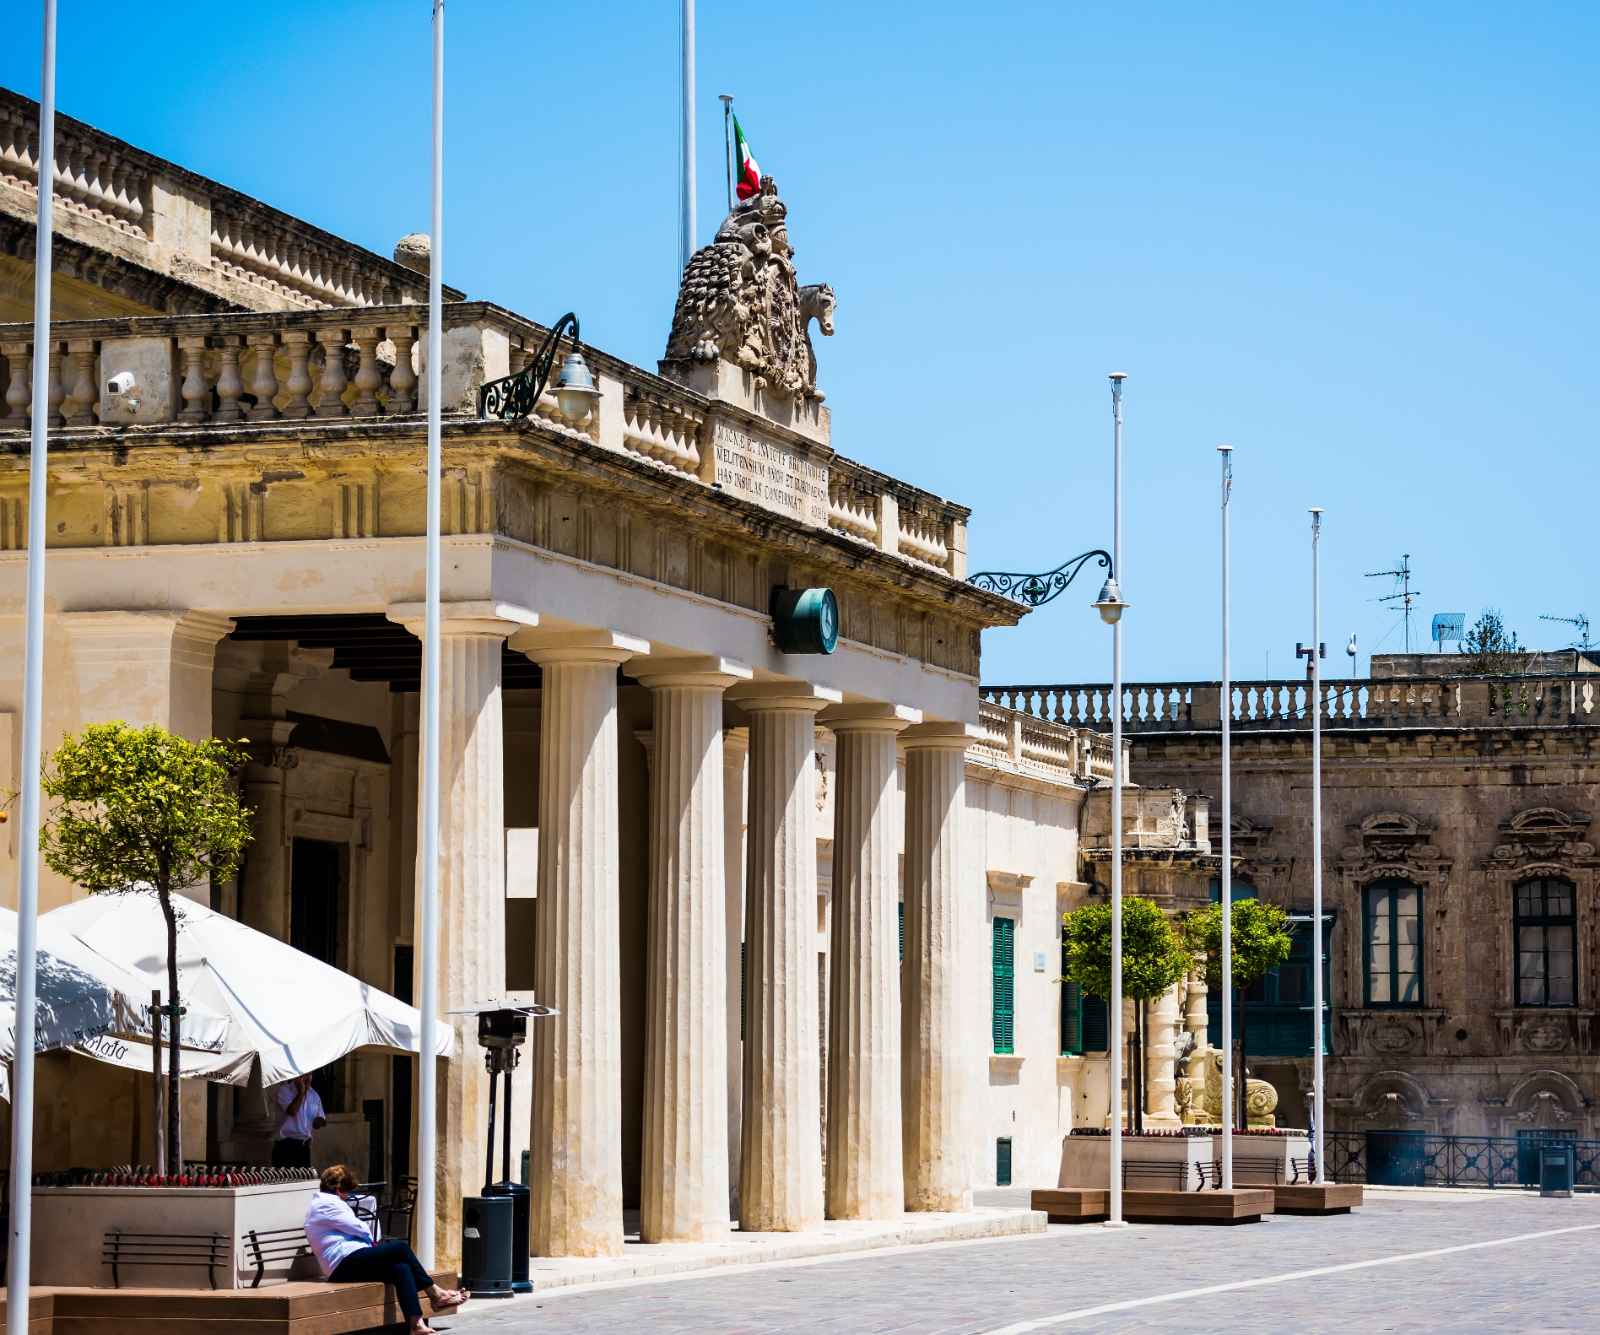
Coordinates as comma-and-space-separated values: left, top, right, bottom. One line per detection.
634, 657, 751, 1242
516, 629, 647, 1258
820, 703, 920, 1221
900, 722, 978, 1212
721, 726, 749, 1216
393, 603, 524, 1269
732, 683, 840, 1232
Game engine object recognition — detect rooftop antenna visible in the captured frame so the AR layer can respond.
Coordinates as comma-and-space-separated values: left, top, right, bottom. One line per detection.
1365, 553, 1421, 653
1539, 612, 1593, 652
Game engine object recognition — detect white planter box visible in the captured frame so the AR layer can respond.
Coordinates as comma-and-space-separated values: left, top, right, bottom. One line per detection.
1216, 1133, 1312, 1184
1057, 1134, 1215, 1189
32, 1181, 316, 1289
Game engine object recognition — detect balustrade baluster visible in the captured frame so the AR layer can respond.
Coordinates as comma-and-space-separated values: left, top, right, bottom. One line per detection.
280, 331, 313, 418
178, 336, 210, 423
246, 334, 280, 420
313, 328, 350, 417
388, 328, 417, 413
62, 340, 97, 427
350, 327, 382, 416
45, 345, 66, 427
214, 337, 244, 421
1, 344, 28, 422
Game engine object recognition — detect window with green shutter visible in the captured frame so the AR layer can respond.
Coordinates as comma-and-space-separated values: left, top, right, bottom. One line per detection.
1080, 991, 1108, 1052
1060, 927, 1083, 1055
996, 1136, 1013, 1187
992, 916, 1015, 1054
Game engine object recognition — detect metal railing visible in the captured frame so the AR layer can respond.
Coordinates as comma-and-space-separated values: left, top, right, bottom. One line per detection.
1328, 1131, 1600, 1189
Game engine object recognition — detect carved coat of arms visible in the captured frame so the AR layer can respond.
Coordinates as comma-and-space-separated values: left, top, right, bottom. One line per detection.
664, 177, 835, 402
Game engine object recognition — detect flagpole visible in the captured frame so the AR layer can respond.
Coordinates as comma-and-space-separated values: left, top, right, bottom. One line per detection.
8, 2, 57, 1329
1310, 506, 1326, 1184
680, 0, 695, 271
719, 94, 734, 213
417, 0, 444, 1271
1218, 445, 1233, 1190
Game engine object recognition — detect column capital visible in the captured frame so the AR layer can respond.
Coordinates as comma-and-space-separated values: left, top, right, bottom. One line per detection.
900, 721, 983, 751
387, 600, 538, 640
819, 702, 922, 733
633, 655, 753, 691
511, 626, 648, 667
728, 680, 842, 715
60, 608, 236, 646
722, 725, 750, 759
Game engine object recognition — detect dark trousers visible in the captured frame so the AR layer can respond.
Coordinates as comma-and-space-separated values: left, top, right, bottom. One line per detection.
271, 1138, 312, 1169
330, 1239, 434, 1321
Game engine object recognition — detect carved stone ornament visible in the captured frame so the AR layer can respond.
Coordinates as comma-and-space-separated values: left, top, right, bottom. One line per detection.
665, 177, 836, 402
1371, 1019, 1419, 1055
1486, 806, 1598, 866
1521, 1017, 1572, 1054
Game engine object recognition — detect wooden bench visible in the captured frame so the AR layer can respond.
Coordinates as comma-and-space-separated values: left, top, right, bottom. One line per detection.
0, 1272, 461, 1333
1290, 1156, 1314, 1183
102, 1230, 229, 1290
1273, 1182, 1364, 1215
1232, 1155, 1285, 1185
1031, 1186, 1273, 1224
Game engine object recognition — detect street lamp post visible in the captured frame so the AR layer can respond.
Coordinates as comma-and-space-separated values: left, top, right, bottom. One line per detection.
1218, 445, 1234, 1189
1093, 373, 1130, 1228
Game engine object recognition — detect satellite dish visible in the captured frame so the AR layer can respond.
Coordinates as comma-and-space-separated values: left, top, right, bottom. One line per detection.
1346, 634, 1358, 659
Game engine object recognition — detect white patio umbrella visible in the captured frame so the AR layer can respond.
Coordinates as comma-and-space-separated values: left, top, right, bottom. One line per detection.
43, 893, 454, 1086
0, 906, 230, 1100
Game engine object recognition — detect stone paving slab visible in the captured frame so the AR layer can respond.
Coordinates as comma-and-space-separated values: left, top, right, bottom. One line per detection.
522, 1206, 1045, 1290
443, 1189, 1600, 1333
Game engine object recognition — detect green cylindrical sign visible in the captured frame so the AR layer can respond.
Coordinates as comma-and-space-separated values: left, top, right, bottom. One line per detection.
771, 587, 839, 655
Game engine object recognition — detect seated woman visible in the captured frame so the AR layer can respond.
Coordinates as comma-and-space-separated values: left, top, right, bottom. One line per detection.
305, 1164, 468, 1335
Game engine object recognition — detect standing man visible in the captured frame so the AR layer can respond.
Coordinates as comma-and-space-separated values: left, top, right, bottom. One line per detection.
272, 1073, 327, 1168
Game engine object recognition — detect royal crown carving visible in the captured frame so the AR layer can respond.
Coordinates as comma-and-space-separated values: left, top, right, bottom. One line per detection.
665, 177, 835, 402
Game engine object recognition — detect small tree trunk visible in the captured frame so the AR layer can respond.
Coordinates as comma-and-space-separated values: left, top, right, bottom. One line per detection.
1131, 1003, 1145, 1135
159, 882, 183, 1176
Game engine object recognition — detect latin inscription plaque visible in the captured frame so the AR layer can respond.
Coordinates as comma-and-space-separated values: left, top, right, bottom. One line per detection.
711, 420, 829, 527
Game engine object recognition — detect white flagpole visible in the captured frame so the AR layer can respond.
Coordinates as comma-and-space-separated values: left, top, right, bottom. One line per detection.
8, 2, 57, 1328
720, 94, 734, 214
1218, 445, 1233, 1189
417, 0, 444, 1270
1310, 507, 1326, 1183
1107, 372, 1127, 1228
680, 0, 695, 271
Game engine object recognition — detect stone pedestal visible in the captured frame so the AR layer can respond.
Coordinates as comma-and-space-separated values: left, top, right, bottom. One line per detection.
635, 658, 750, 1243
821, 704, 917, 1221
732, 684, 838, 1232
519, 630, 647, 1258
899, 723, 976, 1212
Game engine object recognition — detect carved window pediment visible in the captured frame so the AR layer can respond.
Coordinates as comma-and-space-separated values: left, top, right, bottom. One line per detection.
1339, 811, 1448, 878
1486, 806, 1597, 865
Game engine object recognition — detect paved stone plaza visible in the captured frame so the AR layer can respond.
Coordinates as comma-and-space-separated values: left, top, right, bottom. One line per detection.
446, 1190, 1597, 1333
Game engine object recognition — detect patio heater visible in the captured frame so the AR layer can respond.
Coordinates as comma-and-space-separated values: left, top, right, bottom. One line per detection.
451, 1001, 557, 1297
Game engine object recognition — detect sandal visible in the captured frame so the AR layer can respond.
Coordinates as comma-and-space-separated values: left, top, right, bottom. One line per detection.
430, 1287, 468, 1310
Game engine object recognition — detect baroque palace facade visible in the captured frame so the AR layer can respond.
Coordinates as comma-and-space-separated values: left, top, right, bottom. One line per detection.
986, 654, 1600, 1161
1, 86, 1234, 1259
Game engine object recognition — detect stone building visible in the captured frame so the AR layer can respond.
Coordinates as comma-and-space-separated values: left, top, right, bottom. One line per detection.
0, 86, 1180, 1259
985, 655, 1600, 1167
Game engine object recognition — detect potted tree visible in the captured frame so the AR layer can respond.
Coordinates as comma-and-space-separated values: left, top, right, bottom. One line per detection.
1062, 895, 1191, 1134
1182, 898, 1292, 1131
40, 722, 251, 1174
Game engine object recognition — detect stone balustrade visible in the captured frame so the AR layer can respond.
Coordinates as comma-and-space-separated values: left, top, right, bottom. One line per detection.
971, 699, 1106, 785
0, 303, 979, 582
981, 675, 1600, 732
1, 88, 448, 317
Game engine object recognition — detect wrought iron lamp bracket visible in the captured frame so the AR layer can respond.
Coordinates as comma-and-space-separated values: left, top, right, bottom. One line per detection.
477, 312, 583, 421
966, 549, 1113, 608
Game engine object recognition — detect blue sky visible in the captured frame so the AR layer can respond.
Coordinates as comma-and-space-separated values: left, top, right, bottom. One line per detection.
4, 2, 1596, 684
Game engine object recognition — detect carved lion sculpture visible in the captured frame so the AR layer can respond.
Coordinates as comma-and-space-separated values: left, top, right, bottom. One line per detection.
1197, 1046, 1279, 1128
664, 177, 833, 401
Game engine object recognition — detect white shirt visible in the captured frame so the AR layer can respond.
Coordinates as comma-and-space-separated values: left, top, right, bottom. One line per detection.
274, 1081, 325, 1141
304, 1191, 372, 1276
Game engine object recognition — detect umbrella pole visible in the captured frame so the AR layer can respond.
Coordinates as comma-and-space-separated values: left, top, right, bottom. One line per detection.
483, 1057, 498, 1195
501, 1063, 513, 1183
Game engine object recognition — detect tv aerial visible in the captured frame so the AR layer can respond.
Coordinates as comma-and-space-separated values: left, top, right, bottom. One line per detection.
1539, 612, 1593, 652
1366, 553, 1420, 652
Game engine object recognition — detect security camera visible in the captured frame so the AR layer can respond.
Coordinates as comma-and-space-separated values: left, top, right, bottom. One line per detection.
106, 371, 138, 396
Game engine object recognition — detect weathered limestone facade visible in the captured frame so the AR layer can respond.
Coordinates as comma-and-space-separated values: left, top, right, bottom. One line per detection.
985, 666, 1600, 1146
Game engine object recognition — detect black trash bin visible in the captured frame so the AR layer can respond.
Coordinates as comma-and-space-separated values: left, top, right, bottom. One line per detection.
460, 1194, 514, 1298
1539, 1144, 1575, 1198
484, 1179, 531, 1293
